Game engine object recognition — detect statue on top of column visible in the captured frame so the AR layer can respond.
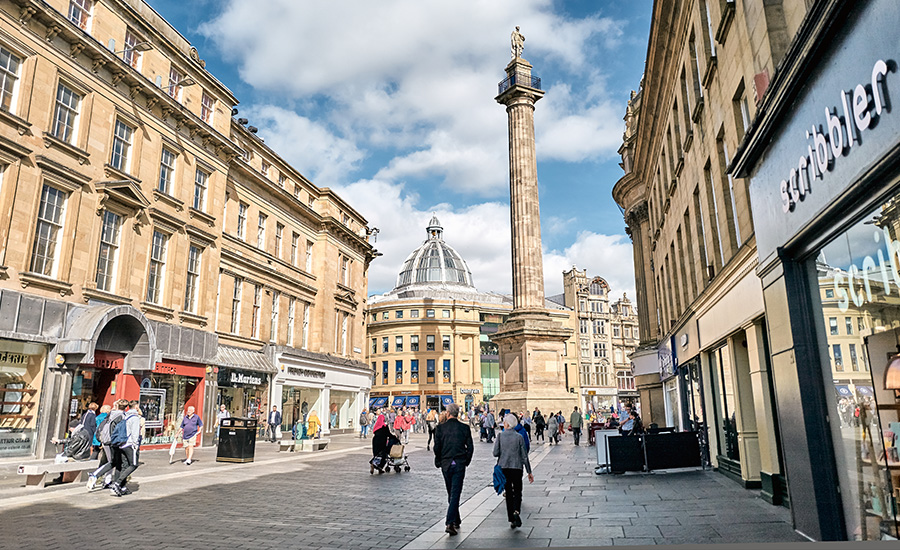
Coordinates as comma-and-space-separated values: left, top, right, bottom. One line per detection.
511, 26, 525, 58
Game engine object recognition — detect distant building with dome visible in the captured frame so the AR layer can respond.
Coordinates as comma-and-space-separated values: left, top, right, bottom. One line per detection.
366, 215, 577, 412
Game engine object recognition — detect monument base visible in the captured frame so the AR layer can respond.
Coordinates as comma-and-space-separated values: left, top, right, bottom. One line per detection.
488, 310, 577, 416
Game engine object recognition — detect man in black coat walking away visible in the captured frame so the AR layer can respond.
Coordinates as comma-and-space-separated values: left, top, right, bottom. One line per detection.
433, 403, 474, 536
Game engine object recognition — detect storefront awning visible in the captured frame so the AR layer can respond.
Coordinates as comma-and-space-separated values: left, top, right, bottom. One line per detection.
391, 396, 406, 407
834, 385, 852, 398
406, 396, 420, 407
369, 397, 388, 409
856, 385, 874, 397
440, 395, 455, 406
212, 346, 276, 374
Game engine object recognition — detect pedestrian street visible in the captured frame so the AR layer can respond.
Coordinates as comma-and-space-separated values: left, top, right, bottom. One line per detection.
0, 431, 808, 549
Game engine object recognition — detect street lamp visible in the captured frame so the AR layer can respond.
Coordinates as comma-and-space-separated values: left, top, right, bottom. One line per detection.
114, 41, 154, 55
161, 75, 197, 93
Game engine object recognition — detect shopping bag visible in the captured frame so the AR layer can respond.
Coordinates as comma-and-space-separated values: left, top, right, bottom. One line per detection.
168, 438, 178, 463
493, 464, 506, 495
275, 427, 283, 440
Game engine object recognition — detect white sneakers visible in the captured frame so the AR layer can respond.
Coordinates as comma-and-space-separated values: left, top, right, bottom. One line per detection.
86, 475, 97, 490
185, 459, 192, 465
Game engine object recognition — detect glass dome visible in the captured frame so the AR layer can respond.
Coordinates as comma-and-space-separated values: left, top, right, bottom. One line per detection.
395, 215, 474, 290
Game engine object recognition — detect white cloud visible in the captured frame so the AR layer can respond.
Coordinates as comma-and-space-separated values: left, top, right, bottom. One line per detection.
543, 231, 636, 300
200, 0, 627, 196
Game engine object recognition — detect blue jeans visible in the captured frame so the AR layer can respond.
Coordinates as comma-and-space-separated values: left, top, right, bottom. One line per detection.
441, 461, 466, 527
360, 424, 368, 437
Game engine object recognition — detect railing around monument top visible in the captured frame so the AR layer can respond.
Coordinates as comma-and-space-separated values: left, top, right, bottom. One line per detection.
498, 72, 542, 94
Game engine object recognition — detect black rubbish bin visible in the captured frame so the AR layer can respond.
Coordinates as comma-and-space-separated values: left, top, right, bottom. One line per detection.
216, 417, 257, 463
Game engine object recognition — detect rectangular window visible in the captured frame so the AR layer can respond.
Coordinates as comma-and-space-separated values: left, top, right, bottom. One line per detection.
278, 174, 286, 188
251, 285, 261, 339
442, 335, 450, 351
167, 67, 184, 100
183, 245, 201, 313
442, 359, 450, 382
371, 338, 377, 354
95, 210, 121, 292
396, 310, 404, 319
270, 291, 279, 343
261, 162, 269, 178
426, 309, 435, 318
382, 337, 389, 353
290, 232, 299, 266
580, 319, 588, 334
426, 335, 435, 351
146, 230, 168, 303
395, 336, 403, 352
200, 92, 214, 124
301, 301, 310, 350
395, 360, 403, 384
68, 0, 92, 31
0, 47, 21, 113
275, 223, 284, 258
411, 335, 419, 351
829, 317, 839, 336
410, 359, 419, 384
110, 119, 134, 172
410, 310, 419, 318
237, 203, 248, 239
287, 298, 295, 346
305, 240, 313, 271
382, 361, 388, 385
257, 213, 267, 249
613, 325, 621, 338
845, 317, 853, 335
230, 277, 242, 334
849, 343, 859, 372
382, 311, 389, 320
158, 148, 176, 194
193, 168, 208, 211
122, 29, 143, 69
341, 255, 349, 285
442, 309, 450, 318
427, 359, 435, 383
832, 344, 843, 371
30, 185, 67, 276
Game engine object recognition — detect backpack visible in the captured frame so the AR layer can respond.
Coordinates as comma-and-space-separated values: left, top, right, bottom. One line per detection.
96, 416, 110, 444
110, 415, 130, 446
99, 414, 122, 445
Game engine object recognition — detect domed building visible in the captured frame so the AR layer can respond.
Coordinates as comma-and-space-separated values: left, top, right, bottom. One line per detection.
366, 216, 577, 412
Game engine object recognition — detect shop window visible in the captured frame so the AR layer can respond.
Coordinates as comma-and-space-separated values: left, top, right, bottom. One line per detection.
411, 360, 419, 383
95, 210, 122, 292
382, 337, 388, 353
411, 335, 419, 352
0, 340, 45, 457
443, 359, 450, 382
427, 359, 435, 383
442, 335, 450, 351
426, 335, 435, 351
710, 345, 739, 462
395, 360, 403, 384
146, 230, 168, 304
395, 336, 403, 352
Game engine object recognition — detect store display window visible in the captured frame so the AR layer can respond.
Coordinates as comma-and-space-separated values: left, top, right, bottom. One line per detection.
0, 340, 45, 457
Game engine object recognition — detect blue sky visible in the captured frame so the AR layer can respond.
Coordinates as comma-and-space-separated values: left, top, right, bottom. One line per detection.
147, 0, 652, 298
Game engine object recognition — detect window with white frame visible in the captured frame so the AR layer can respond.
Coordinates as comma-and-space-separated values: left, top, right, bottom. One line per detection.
146, 230, 168, 304
158, 148, 176, 194
257, 213, 266, 249
339, 311, 349, 355
0, 47, 21, 113
580, 319, 588, 334
192, 168, 208, 211
167, 66, 185, 100
290, 232, 298, 266
426, 335, 435, 351
122, 29, 142, 69
411, 335, 419, 351
183, 245, 201, 313
442, 335, 450, 351
287, 298, 295, 346
110, 119, 134, 172
230, 277, 242, 334
301, 301, 310, 349
426, 309, 435, 318
261, 162, 269, 178
442, 309, 450, 319
613, 325, 621, 337
580, 339, 589, 358
270, 291, 279, 342
305, 240, 313, 271
410, 310, 419, 319
395, 336, 403, 352
341, 255, 349, 285
200, 92, 214, 124
237, 202, 248, 239
382, 337, 389, 353
278, 174, 286, 188
30, 185, 67, 276
617, 371, 635, 391
68, 0, 93, 31
251, 284, 261, 339
51, 83, 81, 144
308, 195, 314, 208
275, 223, 284, 259
95, 210, 121, 292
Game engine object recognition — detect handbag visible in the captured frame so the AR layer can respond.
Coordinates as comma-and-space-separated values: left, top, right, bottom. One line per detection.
492, 438, 506, 495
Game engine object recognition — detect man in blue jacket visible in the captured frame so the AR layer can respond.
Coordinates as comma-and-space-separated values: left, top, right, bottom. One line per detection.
267, 406, 282, 442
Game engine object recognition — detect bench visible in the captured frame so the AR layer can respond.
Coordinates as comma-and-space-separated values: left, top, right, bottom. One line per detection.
299, 438, 330, 452
18, 459, 100, 488
278, 439, 296, 452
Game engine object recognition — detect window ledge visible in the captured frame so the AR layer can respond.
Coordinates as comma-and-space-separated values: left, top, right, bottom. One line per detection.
0, 265, 7, 280
152, 189, 184, 211
691, 97, 705, 123
336, 282, 355, 295
103, 163, 140, 184
140, 301, 175, 320
179, 310, 208, 327
188, 207, 216, 228
702, 55, 718, 88
42, 133, 90, 165
683, 131, 694, 153
674, 158, 684, 178
83, 287, 133, 306
0, 108, 32, 135
19, 272, 73, 296
715, 1, 736, 45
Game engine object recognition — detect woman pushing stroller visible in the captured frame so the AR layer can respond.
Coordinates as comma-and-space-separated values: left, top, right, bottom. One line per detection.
370, 409, 400, 474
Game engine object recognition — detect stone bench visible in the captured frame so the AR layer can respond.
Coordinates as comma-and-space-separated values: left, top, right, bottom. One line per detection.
299, 438, 330, 452
278, 439, 296, 452
18, 459, 100, 488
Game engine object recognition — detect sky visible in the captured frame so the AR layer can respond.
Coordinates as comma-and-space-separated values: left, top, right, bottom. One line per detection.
147, 0, 652, 300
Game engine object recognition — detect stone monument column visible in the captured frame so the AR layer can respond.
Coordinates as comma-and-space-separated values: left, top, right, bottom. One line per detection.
489, 30, 576, 415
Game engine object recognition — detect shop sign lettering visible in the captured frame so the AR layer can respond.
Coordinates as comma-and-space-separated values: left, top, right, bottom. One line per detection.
0, 431, 33, 457
286, 366, 325, 379
0, 351, 28, 366
230, 372, 263, 386
459, 388, 480, 394
781, 59, 893, 213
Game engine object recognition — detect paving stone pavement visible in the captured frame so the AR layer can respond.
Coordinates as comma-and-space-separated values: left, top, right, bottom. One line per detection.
0, 431, 809, 549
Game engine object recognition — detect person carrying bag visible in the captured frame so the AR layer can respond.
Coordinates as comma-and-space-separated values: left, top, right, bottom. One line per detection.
493, 414, 533, 529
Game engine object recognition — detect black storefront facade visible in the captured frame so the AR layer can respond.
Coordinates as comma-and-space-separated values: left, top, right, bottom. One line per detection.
732, 0, 900, 540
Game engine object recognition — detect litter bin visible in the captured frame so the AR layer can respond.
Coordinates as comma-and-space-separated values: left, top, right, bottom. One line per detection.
216, 417, 257, 463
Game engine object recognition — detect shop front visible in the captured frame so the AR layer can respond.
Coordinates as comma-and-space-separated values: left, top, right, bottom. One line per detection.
217, 367, 269, 420
733, 0, 900, 539
0, 339, 47, 458
137, 361, 206, 448
460, 388, 481, 413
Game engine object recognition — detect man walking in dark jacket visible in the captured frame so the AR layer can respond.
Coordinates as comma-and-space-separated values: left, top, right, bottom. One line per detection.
433, 403, 474, 536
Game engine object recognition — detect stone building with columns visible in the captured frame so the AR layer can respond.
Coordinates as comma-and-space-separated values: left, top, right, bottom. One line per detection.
612, 0, 813, 507
0, 0, 374, 458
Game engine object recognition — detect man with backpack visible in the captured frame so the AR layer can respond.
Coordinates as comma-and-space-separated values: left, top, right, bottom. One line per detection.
87, 400, 125, 491
109, 400, 141, 496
